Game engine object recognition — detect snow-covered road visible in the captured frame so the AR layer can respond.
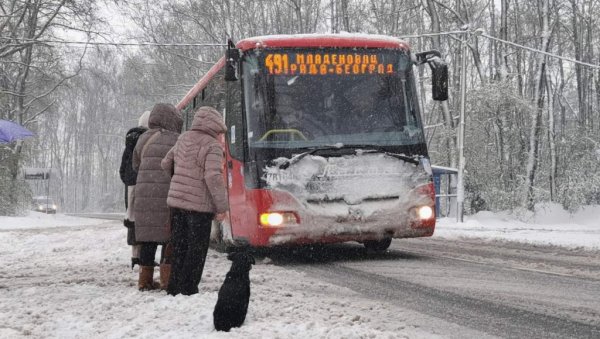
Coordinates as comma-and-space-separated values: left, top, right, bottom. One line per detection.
0, 216, 474, 339
1, 207, 599, 338
272, 239, 600, 339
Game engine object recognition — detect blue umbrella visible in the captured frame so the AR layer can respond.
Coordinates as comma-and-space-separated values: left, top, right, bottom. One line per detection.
0, 119, 35, 143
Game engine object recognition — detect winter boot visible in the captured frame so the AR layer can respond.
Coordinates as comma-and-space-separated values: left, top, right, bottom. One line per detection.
138, 266, 158, 291
159, 264, 172, 290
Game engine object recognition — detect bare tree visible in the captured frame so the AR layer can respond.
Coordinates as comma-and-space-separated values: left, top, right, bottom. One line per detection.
0, 0, 98, 214
523, 0, 552, 211
5, 0, 599, 216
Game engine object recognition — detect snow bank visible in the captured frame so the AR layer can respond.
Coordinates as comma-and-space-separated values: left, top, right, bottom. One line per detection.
435, 203, 600, 249
0, 212, 109, 230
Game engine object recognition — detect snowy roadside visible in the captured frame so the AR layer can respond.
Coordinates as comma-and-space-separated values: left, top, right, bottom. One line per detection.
0, 215, 448, 339
434, 203, 600, 250
0, 212, 109, 230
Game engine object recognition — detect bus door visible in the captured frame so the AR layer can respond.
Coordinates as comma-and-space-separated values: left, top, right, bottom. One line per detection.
224, 82, 251, 244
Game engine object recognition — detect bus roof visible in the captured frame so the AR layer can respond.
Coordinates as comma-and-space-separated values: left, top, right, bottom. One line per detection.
236, 33, 410, 51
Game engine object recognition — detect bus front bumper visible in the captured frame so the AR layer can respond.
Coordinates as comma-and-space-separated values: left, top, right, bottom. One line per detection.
259, 216, 435, 247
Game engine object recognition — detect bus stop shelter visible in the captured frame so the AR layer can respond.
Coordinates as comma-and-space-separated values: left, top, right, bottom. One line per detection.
432, 165, 458, 218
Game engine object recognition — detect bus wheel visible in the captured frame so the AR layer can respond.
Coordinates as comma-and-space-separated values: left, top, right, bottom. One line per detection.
363, 238, 392, 252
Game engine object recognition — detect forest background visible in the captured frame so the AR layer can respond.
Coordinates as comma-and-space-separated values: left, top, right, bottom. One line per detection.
1, 0, 599, 216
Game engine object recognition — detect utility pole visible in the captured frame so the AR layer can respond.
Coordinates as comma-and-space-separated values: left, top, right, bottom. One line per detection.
456, 28, 469, 222
46, 148, 52, 213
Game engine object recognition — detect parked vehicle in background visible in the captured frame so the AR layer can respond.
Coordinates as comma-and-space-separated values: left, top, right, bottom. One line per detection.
32, 196, 57, 214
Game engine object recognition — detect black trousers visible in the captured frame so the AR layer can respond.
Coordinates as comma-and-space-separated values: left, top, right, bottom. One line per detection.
139, 242, 169, 266
167, 208, 214, 296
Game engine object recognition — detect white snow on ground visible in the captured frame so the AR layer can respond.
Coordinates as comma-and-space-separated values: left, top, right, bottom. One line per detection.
436, 203, 600, 250
0, 212, 106, 230
1, 204, 598, 338
0, 214, 444, 339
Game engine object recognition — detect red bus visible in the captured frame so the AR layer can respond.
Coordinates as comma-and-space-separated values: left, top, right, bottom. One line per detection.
176, 34, 448, 251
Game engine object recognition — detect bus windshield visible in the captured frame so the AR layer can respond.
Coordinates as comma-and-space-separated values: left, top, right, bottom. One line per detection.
242, 48, 425, 151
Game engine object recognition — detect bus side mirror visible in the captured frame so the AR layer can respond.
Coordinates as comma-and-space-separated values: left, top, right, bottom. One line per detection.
415, 50, 449, 101
430, 60, 448, 101
225, 40, 240, 82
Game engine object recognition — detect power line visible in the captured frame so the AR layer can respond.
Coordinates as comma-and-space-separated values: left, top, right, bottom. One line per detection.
397, 30, 468, 39
0, 37, 226, 48
3, 32, 599, 69
398, 30, 600, 70
479, 33, 600, 70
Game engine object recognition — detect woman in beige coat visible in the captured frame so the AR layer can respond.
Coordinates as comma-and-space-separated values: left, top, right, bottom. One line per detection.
161, 106, 228, 296
133, 103, 183, 290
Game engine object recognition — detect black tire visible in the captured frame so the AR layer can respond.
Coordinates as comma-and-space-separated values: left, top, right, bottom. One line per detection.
363, 238, 392, 252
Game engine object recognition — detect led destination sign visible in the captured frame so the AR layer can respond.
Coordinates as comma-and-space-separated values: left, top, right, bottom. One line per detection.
264, 52, 396, 76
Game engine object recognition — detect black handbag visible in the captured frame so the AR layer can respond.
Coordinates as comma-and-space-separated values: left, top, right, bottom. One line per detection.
124, 219, 137, 245
127, 225, 137, 245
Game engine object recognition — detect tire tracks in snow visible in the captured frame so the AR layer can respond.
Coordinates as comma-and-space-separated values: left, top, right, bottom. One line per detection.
268, 241, 600, 339
397, 238, 600, 281
299, 262, 600, 339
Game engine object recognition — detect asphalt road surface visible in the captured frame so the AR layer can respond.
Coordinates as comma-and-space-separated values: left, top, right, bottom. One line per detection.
266, 237, 600, 339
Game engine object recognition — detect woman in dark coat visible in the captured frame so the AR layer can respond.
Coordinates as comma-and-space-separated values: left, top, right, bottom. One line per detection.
132, 103, 183, 290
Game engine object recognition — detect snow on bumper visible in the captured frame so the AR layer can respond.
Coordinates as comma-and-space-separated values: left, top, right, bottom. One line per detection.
264, 198, 435, 245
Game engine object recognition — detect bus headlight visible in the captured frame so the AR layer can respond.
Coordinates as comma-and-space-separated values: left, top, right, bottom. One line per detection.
417, 206, 434, 220
259, 212, 299, 227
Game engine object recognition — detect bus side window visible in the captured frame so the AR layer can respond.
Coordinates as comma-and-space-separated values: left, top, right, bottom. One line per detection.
202, 68, 226, 113
227, 80, 244, 160
183, 103, 194, 131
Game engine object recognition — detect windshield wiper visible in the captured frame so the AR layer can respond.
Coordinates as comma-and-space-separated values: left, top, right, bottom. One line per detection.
276, 144, 420, 169
276, 144, 347, 169
358, 146, 420, 165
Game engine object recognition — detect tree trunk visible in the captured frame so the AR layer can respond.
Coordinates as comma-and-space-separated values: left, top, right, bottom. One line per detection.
493, 0, 511, 189
596, 70, 600, 132
584, 10, 593, 129
496, 0, 509, 80
523, 0, 551, 211
341, 0, 350, 31
546, 72, 557, 202
514, 0, 524, 96
570, 0, 586, 127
